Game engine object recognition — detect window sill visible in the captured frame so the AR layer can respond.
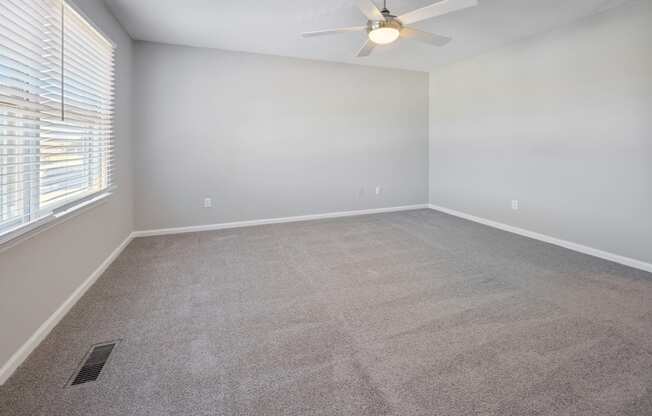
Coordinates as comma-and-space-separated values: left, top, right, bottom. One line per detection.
0, 191, 113, 254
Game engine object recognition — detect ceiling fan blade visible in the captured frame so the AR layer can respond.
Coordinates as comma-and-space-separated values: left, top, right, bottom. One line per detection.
302, 26, 367, 37
401, 27, 452, 46
356, 0, 386, 21
398, 0, 478, 25
356, 39, 377, 57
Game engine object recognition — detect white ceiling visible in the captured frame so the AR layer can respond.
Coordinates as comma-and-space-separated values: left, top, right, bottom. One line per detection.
104, 0, 630, 72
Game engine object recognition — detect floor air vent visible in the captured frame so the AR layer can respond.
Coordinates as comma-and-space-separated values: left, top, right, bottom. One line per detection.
69, 341, 118, 386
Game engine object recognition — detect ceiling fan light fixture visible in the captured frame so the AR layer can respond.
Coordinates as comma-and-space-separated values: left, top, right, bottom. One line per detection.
367, 18, 402, 45
368, 27, 400, 44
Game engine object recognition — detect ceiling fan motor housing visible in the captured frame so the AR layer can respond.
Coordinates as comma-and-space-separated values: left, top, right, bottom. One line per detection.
367, 17, 402, 34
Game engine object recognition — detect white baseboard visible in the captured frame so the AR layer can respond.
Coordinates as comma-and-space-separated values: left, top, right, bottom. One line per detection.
132, 204, 429, 238
0, 204, 427, 385
0, 233, 135, 386
6, 202, 644, 386
429, 204, 652, 274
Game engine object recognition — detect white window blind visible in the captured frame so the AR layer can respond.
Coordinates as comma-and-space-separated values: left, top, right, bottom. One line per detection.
0, 0, 115, 242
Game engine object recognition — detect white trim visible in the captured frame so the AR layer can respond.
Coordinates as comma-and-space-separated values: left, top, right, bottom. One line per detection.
2, 203, 647, 386
0, 232, 134, 386
428, 204, 652, 274
133, 204, 429, 238
0, 204, 425, 385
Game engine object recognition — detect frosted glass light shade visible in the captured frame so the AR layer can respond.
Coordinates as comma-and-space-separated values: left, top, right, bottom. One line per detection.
368, 27, 400, 45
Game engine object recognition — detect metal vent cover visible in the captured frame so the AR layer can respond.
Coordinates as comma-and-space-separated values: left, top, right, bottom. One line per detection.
68, 341, 119, 386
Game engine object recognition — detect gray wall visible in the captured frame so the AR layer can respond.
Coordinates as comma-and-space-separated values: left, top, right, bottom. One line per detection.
133, 42, 429, 230
0, 0, 134, 372
429, 0, 652, 264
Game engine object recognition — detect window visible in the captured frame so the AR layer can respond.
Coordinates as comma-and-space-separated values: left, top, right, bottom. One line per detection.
0, 0, 115, 242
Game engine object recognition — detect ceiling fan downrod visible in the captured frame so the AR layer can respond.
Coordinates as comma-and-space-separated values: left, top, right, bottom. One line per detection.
381, 0, 390, 15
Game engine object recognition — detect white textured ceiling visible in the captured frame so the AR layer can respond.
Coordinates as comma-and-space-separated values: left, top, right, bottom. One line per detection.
104, 0, 630, 72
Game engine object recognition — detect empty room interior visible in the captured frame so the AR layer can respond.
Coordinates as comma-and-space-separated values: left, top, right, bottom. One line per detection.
1, 0, 651, 415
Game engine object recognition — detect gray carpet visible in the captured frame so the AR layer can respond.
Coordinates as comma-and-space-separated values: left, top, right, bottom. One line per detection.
1, 209, 651, 416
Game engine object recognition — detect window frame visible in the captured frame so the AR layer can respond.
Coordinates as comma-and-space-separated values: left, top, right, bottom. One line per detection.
0, 0, 117, 251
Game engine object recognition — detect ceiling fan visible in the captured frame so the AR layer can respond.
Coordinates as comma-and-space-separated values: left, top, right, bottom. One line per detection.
302, 0, 478, 57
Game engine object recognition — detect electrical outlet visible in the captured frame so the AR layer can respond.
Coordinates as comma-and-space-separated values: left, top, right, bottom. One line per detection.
204, 198, 212, 208
511, 200, 519, 210
375, 186, 382, 195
